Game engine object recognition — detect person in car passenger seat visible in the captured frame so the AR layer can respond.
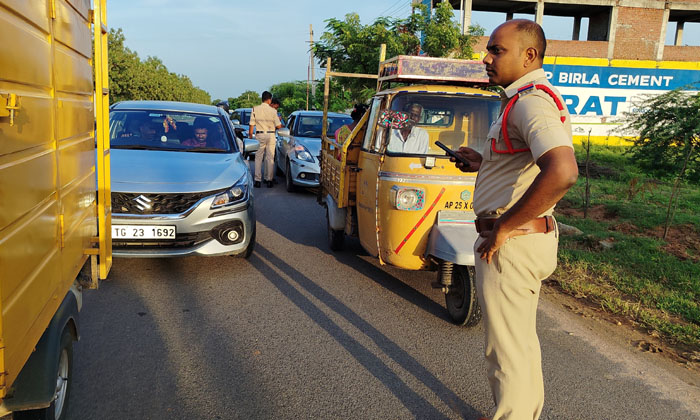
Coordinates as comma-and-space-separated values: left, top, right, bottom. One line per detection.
182, 119, 210, 147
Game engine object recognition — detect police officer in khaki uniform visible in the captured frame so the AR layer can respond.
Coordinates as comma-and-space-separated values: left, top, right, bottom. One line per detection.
452, 20, 579, 420
249, 91, 283, 188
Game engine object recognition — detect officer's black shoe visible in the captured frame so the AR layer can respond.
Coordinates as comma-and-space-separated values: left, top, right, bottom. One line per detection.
266, 180, 273, 188
254, 181, 261, 188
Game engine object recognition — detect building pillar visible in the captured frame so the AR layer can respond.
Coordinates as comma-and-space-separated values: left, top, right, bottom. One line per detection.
462, 0, 472, 35
535, 0, 544, 25
607, 5, 618, 59
675, 21, 685, 46
572, 16, 581, 41
656, 6, 670, 61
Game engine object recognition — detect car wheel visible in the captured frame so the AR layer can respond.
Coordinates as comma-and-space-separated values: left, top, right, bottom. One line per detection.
442, 264, 481, 327
285, 160, 296, 193
14, 328, 73, 420
326, 207, 344, 251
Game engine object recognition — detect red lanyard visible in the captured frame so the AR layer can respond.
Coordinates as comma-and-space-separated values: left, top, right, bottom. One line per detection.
491, 83, 567, 154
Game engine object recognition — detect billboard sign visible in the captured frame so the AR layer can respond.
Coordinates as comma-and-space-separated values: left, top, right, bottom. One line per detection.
542, 62, 700, 142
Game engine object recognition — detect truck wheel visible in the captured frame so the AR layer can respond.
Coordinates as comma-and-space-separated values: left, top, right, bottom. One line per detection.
14, 328, 73, 420
285, 161, 296, 193
443, 264, 481, 327
326, 207, 344, 251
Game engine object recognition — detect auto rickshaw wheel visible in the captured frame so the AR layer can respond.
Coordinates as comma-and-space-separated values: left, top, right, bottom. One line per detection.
442, 263, 481, 327
326, 207, 344, 251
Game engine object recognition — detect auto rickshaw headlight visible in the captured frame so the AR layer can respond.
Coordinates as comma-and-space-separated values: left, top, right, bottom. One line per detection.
390, 186, 425, 211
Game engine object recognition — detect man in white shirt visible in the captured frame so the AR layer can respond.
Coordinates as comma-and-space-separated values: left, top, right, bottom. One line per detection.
386, 103, 429, 154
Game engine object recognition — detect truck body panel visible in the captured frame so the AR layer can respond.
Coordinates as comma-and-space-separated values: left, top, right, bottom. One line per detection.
0, 0, 109, 402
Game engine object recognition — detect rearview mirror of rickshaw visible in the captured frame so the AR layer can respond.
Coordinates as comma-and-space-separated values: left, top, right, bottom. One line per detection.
377, 110, 411, 129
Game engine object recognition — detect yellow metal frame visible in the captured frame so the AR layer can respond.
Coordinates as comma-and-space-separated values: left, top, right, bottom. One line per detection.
93, 0, 112, 282
320, 46, 385, 210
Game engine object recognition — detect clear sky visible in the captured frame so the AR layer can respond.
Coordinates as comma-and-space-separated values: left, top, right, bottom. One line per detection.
108, 1, 700, 101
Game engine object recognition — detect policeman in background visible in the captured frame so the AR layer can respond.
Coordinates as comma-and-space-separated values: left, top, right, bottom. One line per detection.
249, 91, 283, 188
452, 20, 578, 420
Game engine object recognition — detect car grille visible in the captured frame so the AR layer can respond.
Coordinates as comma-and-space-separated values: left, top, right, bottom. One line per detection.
112, 189, 228, 215
113, 232, 212, 249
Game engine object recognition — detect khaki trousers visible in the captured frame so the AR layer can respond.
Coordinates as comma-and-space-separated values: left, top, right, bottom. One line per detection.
474, 227, 558, 420
254, 133, 276, 182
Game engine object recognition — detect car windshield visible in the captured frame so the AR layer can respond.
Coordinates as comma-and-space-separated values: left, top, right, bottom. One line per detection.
296, 115, 353, 138
386, 93, 501, 155
234, 110, 251, 125
110, 110, 235, 153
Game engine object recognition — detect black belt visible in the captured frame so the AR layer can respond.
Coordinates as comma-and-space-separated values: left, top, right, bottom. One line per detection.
256, 131, 275, 134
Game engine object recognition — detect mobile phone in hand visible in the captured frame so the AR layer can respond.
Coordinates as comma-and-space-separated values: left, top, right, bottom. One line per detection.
434, 141, 470, 166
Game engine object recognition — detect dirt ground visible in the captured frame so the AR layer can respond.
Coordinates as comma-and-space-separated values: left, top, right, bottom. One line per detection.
552, 198, 700, 372
542, 278, 700, 375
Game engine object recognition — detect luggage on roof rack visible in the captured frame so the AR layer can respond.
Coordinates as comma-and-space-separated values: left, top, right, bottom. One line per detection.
378, 55, 489, 88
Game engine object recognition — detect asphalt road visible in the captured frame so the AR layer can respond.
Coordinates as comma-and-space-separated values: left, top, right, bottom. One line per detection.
63, 179, 700, 419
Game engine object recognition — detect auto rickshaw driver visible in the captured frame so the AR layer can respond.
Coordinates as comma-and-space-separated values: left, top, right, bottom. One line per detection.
386, 103, 429, 154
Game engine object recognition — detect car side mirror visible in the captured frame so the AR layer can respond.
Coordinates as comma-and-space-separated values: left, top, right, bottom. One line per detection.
231, 119, 240, 125
277, 128, 291, 137
244, 138, 259, 153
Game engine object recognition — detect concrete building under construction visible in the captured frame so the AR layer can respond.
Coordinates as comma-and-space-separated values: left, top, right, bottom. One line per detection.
438, 0, 700, 61
418, 0, 700, 143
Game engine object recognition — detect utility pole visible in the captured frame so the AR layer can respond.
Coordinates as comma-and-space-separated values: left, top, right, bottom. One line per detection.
309, 24, 316, 109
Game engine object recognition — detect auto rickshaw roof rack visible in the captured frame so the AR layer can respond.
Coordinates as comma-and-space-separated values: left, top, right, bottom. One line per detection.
377, 55, 489, 91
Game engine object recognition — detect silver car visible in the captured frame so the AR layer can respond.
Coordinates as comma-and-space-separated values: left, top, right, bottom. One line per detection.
109, 101, 258, 258
275, 110, 352, 192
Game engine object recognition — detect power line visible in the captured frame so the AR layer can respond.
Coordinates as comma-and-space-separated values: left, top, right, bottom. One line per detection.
371, 0, 407, 22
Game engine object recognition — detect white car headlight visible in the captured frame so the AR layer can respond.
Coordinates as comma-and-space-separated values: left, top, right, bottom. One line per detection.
294, 144, 314, 162
211, 175, 248, 208
390, 186, 425, 211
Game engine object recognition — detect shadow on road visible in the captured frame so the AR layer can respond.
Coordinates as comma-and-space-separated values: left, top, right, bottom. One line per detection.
249, 244, 483, 419
254, 187, 454, 324
69, 257, 270, 420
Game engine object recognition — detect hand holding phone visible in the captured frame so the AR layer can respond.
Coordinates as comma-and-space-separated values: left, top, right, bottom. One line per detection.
434, 141, 470, 166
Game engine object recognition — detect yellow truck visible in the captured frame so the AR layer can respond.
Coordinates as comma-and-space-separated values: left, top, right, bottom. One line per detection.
0, 1, 111, 418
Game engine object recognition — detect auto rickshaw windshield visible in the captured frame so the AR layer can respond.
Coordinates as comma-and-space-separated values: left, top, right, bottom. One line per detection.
388, 93, 501, 154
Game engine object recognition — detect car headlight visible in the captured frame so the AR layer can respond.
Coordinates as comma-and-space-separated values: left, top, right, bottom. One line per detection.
211, 174, 249, 208
294, 144, 314, 162
389, 186, 425, 211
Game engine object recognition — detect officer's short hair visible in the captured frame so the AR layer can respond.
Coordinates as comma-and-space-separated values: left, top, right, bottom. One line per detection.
262, 91, 272, 101
513, 19, 547, 59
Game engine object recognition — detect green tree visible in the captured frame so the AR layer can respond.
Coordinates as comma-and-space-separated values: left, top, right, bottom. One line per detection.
270, 81, 312, 117
312, 3, 483, 102
268, 79, 354, 117
107, 28, 211, 104
620, 87, 700, 238
231, 90, 261, 109
422, 1, 483, 59
107, 28, 141, 103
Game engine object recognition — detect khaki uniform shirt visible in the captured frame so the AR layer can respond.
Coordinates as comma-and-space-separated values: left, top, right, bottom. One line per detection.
250, 103, 281, 134
473, 68, 573, 217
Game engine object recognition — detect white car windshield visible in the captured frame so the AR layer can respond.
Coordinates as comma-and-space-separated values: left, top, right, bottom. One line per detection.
110, 110, 235, 153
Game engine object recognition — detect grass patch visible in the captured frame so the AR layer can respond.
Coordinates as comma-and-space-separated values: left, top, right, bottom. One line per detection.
554, 144, 700, 350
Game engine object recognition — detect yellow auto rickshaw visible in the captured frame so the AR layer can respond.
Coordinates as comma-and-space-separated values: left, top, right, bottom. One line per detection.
320, 55, 500, 326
